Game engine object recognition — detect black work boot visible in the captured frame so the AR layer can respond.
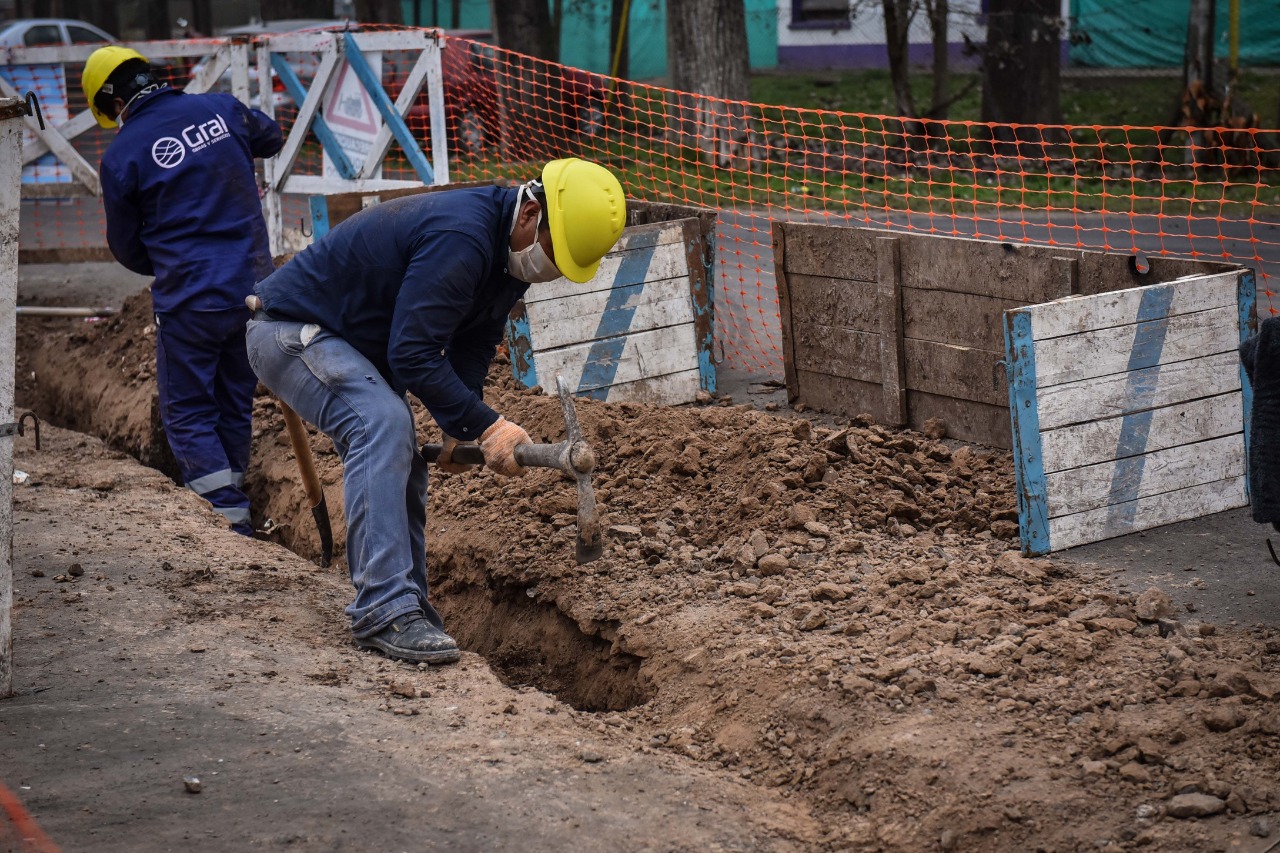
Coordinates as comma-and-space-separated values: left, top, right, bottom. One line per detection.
356, 615, 461, 664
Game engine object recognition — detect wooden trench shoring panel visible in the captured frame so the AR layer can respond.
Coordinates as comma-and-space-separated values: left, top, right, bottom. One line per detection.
507, 215, 715, 406
772, 222, 1241, 449
1004, 269, 1256, 555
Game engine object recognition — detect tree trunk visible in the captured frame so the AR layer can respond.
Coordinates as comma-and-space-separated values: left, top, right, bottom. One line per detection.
354, 0, 404, 24
491, 0, 557, 60
927, 0, 948, 118
258, 0, 334, 20
881, 0, 917, 118
609, 0, 629, 79
667, 0, 751, 167
980, 0, 1062, 157
1184, 0, 1216, 94
143, 0, 169, 41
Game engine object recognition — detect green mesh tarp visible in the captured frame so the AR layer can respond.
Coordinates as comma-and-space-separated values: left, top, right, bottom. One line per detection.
1070, 0, 1280, 67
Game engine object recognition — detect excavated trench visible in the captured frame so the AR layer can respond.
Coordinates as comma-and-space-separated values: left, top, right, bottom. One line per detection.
22, 293, 651, 713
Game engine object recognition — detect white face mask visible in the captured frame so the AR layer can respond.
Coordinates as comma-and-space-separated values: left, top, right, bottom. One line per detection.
507, 186, 562, 283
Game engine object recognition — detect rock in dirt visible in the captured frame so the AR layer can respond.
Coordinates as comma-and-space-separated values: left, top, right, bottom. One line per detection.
1166, 793, 1226, 819
1135, 587, 1175, 622
921, 418, 947, 440
183, 776, 202, 794
1250, 818, 1272, 838
67, 562, 84, 577
1202, 705, 1246, 732
390, 680, 417, 699
756, 553, 789, 577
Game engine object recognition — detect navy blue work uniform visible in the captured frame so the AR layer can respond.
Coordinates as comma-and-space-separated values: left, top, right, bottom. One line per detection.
246, 188, 527, 637
99, 87, 283, 535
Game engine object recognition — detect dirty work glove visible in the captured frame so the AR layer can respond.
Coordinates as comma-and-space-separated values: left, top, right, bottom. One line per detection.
437, 434, 476, 475
479, 416, 531, 477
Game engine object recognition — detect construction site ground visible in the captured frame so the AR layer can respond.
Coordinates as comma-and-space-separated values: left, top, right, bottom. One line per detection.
4, 263, 1280, 853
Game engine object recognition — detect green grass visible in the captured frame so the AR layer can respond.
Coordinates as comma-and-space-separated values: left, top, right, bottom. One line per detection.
748, 68, 1280, 129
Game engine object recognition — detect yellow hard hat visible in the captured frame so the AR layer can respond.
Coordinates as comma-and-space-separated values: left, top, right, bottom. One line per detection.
82, 46, 148, 128
542, 158, 626, 284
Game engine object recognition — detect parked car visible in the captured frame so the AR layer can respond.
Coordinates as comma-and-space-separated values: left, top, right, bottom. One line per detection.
0, 17, 114, 47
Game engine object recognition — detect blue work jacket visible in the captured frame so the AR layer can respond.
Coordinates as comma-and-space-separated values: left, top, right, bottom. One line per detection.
255, 187, 529, 441
99, 87, 284, 313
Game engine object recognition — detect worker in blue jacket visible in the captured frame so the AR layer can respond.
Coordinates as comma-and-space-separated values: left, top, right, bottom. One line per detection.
82, 46, 284, 536
245, 159, 626, 664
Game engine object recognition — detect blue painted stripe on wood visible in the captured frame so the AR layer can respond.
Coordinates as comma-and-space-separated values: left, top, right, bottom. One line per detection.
342, 33, 435, 184
1105, 285, 1176, 528
575, 230, 662, 398
271, 54, 356, 179
1004, 309, 1051, 555
506, 313, 537, 389
1238, 270, 1257, 500
308, 195, 330, 241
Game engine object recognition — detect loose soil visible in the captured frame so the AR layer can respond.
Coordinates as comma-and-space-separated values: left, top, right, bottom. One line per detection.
6, 278, 1280, 852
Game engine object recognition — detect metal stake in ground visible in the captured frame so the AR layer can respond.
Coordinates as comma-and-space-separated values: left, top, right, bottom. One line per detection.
420, 375, 604, 564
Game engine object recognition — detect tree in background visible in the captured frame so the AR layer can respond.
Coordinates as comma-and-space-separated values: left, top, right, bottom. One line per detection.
491, 0, 558, 60
667, 0, 750, 166
979, 0, 1062, 149
259, 0, 336, 20
354, 0, 403, 23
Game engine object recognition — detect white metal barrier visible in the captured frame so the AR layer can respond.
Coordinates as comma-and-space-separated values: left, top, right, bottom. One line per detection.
0, 28, 448, 256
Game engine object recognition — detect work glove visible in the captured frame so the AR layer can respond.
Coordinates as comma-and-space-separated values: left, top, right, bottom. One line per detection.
437, 434, 476, 475
479, 416, 531, 477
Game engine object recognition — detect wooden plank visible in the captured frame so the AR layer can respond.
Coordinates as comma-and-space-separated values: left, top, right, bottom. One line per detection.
775, 222, 801, 405
525, 281, 694, 351
280, 175, 424, 195
0, 75, 99, 195
1040, 393, 1244, 474
683, 218, 716, 394
531, 324, 698, 393
791, 370, 887, 423
19, 247, 112, 264
1048, 475, 1247, 551
1033, 305, 1241, 388
578, 369, 702, 406
897, 233, 1074, 302
902, 288, 1025, 352
877, 236, 907, 426
1004, 307, 1051, 554
1028, 271, 1240, 340
791, 324, 882, 385
777, 223, 879, 281
783, 273, 879, 332
1046, 434, 1244, 518
906, 390, 1013, 449
524, 230, 688, 305
20, 109, 96, 165
271, 48, 343, 192
903, 339, 1006, 407
1075, 252, 1239, 297
0, 116, 18, 697
1036, 351, 1241, 431
322, 181, 493, 227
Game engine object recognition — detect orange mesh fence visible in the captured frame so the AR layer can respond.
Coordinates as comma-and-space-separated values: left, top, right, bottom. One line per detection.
13, 26, 1279, 379
0, 779, 60, 853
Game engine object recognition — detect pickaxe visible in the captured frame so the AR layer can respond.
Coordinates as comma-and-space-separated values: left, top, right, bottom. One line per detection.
420, 375, 604, 564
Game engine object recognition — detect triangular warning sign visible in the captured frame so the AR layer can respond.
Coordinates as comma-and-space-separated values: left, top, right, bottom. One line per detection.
324, 61, 380, 136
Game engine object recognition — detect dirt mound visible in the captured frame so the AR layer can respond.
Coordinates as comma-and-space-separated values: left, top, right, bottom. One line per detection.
21, 289, 1280, 851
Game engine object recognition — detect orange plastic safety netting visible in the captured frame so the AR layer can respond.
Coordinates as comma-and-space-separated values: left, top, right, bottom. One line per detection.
13, 27, 1279, 378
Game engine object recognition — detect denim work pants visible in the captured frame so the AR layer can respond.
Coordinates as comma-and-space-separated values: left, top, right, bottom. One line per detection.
155, 307, 256, 535
245, 318, 442, 637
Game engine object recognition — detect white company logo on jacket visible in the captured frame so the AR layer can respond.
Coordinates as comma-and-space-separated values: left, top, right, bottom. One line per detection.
150, 114, 231, 169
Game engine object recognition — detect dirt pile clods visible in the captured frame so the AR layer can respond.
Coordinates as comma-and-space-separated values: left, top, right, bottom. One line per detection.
20, 288, 1280, 852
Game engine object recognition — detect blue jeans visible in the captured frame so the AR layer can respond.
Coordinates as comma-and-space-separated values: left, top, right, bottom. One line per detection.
155, 307, 256, 535
245, 317, 441, 638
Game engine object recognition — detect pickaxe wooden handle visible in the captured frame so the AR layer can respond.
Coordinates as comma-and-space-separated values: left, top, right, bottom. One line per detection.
420, 376, 603, 564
